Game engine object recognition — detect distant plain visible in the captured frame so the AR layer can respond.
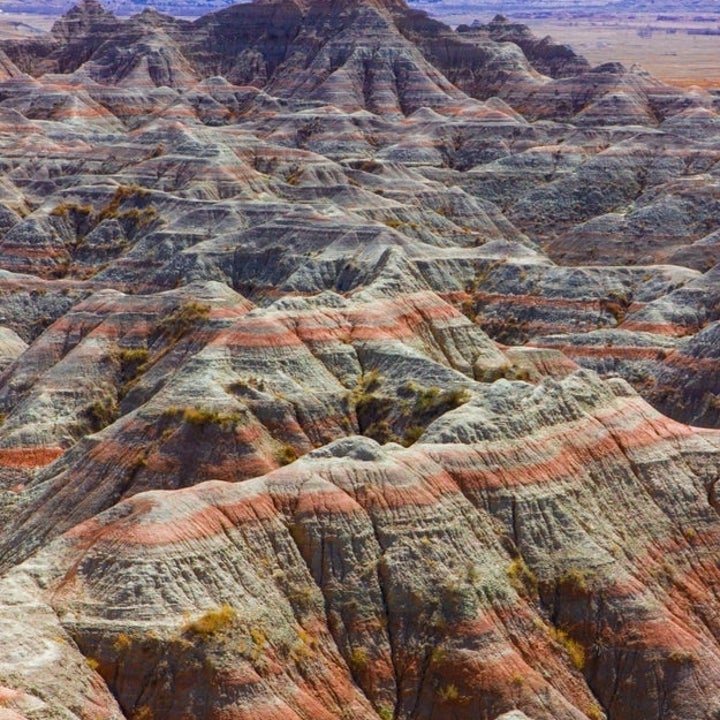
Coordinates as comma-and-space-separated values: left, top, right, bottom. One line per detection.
414, 5, 720, 88
525, 15, 720, 87
0, 13, 53, 38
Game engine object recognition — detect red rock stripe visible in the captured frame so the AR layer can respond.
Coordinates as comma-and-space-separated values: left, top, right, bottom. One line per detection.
431, 398, 706, 490
0, 447, 63, 468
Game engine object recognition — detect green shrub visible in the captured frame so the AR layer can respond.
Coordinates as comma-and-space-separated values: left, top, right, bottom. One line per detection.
506, 556, 538, 598
667, 650, 694, 665
116, 347, 150, 366
98, 184, 149, 221
50, 202, 92, 218
403, 425, 425, 445
113, 633, 133, 652
158, 300, 210, 341
413, 385, 441, 412
364, 420, 401, 445
182, 407, 240, 427
437, 684, 461, 702
183, 605, 236, 639
354, 373, 471, 446
548, 626, 585, 670
481, 364, 532, 383
182, 407, 222, 426
161, 405, 240, 428
117, 205, 158, 228
275, 444, 298, 466
557, 567, 592, 594
85, 394, 119, 431
349, 646, 369, 671
286, 583, 316, 616
114, 346, 150, 384
353, 368, 382, 399
416, 386, 470, 415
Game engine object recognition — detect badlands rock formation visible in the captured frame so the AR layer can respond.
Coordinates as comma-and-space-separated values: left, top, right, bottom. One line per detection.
0, 0, 718, 719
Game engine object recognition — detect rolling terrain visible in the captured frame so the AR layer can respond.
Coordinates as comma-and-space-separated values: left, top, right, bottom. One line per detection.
0, 1, 719, 719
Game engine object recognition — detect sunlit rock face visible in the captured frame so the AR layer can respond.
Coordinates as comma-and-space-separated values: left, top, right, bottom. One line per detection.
0, 1, 719, 719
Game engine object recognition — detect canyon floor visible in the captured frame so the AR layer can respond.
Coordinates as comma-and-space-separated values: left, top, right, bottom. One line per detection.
0, 1, 719, 719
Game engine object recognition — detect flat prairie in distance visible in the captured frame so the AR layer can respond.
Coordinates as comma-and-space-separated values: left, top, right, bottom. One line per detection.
415, 4, 720, 88
0, 12, 54, 39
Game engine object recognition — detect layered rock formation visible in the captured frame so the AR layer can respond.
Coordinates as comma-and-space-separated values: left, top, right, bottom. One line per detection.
0, 0, 719, 719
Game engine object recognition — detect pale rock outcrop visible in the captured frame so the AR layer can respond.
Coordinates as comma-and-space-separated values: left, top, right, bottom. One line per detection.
1, 371, 720, 720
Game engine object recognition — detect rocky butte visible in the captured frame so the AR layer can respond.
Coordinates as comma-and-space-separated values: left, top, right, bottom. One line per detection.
0, 0, 718, 718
